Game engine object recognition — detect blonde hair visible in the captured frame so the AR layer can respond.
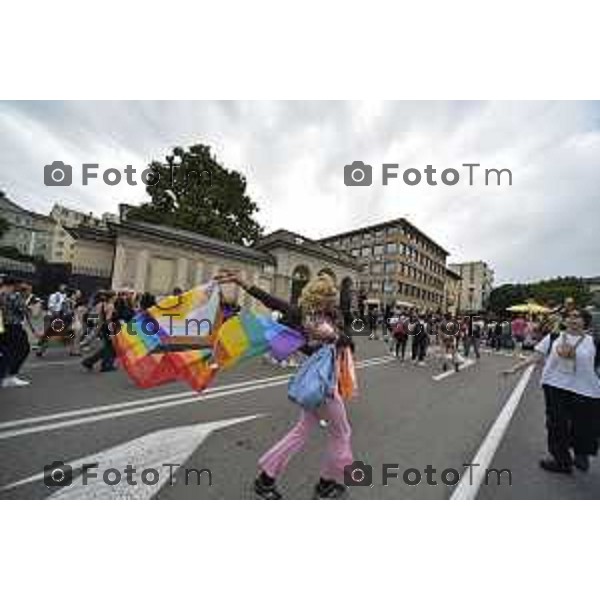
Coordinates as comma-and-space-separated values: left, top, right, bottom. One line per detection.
298, 273, 338, 313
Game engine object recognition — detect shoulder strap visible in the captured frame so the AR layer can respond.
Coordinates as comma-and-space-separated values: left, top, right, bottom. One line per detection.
547, 331, 560, 356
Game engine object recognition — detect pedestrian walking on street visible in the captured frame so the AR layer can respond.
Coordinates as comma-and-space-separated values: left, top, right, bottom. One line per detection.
462, 317, 481, 359
503, 308, 600, 474
217, 271, 356, 500
393, 314, 409, 361
410, 314, 428, 365
0, 277, 39, 388
36, 283, 67, 357
81, 291, 118, 373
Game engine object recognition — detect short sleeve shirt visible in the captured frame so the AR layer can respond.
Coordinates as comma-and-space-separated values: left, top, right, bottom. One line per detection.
535, 333, 600, 399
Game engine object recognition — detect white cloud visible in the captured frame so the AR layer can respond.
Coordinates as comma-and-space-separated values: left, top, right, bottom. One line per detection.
0, 100, 598, 283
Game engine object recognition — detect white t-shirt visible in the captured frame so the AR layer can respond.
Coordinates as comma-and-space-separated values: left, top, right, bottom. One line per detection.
48, 291, 66, 313
534, 333, 600, 399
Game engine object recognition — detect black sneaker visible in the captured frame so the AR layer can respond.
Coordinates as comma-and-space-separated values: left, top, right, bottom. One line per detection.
254, 475, 282, 499
539, 457, 572, 474
574, 454, 590, 472
313, 480, 348, 499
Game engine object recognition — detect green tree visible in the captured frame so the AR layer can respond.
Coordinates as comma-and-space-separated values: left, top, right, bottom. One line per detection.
126, 144, 263, 245
488, 283, 530, 314
488, 277, 592, 314
529, 277, 592, 307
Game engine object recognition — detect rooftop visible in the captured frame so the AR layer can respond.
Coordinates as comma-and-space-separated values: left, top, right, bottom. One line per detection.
319, 217, 449, 256
111, 220, 276, 264
256, 229, 357, 268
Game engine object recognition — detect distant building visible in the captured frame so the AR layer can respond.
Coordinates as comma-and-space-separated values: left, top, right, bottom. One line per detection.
444, 267, 462, 315
448, 261, 494, 313
49, 203, 119, 229
0, 194, 53, 258
320, 218, 449, 312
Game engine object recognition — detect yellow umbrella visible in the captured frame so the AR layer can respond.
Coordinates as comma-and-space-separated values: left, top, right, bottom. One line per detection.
506, 301, 551, 314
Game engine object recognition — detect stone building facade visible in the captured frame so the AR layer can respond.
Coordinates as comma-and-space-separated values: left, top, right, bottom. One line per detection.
448, 261, 495, 313
102, 221, 359, 310
320, 218, 449, 312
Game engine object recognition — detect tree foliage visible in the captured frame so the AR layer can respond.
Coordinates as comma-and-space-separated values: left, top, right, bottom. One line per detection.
126, 144, 263, 245
488, 277, 593, 313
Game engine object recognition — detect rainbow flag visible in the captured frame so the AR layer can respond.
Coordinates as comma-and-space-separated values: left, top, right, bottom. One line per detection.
114, 282, 305, 391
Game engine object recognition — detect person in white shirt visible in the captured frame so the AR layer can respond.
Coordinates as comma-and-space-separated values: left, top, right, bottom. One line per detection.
36, 284, 67, 357
47, 285, 67, 314
504, 308, 600, 473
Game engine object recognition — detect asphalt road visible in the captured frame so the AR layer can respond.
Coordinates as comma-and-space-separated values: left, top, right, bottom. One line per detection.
1, 337, 599, 500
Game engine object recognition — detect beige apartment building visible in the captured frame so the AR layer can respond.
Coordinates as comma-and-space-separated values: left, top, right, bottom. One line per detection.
447, 260, 494, 313
444, 267, 462, 315
320, 218, 449, 312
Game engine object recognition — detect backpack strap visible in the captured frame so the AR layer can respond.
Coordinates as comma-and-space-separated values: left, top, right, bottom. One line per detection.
546, 331, 560, 356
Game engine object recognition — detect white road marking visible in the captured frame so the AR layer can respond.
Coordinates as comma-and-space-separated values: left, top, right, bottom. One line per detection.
432, 358, 476, 381
0, 355, 394, 440
450, 365, 535, 500
1, 415, 262, 497
23, 359, 80, 370
0, 373, 293, 431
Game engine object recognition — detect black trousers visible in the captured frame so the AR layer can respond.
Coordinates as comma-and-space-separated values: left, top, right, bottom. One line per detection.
543, 384, 600, 465
412, 336, 427, 361
394, 337, 408, 359
1, 324, 30, 376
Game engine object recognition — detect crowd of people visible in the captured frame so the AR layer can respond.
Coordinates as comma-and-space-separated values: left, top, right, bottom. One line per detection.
0, 276, 157, 387
1, 272, 599, 494
351, 303, 586, 373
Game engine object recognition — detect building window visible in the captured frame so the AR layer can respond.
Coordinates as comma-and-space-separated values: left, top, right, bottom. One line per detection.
351, 248, 360, 257
371, 263, 383, 275
361, 247, 372, 258
373, 244, 384, 256
383, 280, 394, 292
386, 242, 397, 254
384, 261, 396, 274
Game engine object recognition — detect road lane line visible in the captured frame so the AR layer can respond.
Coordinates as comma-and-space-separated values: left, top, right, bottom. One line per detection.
23, 359, 80, 370
0, 355, 392, 432
0, 356, 394, 440
0, 373, 292, 431
450, 365, 535, 500
1, 415, 263, 494
432, 358, 476, 381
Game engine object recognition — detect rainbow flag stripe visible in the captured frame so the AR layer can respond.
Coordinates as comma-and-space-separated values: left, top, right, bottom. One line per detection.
114, 282, 305, 391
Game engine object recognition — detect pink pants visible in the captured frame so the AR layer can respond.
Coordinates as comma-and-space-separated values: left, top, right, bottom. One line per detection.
259, 393, 353, 482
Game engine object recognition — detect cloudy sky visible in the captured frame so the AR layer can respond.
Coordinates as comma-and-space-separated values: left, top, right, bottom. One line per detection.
1, 101, 598, 284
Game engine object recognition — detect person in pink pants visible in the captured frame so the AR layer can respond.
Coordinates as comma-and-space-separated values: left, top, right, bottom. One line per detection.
216, 270, 356, 499
259, 388, 353, 487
